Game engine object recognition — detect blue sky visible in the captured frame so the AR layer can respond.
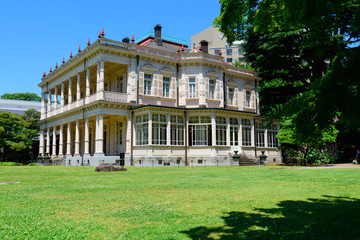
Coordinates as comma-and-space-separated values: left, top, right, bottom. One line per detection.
0, 0, 220, 96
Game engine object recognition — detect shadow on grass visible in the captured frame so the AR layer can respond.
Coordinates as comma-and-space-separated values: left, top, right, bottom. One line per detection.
181, 196, 360, 240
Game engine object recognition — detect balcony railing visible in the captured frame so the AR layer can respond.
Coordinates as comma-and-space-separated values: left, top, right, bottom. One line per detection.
104, 91, 128, 102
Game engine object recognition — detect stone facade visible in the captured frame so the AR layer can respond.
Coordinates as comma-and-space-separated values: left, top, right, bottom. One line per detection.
38, 25, 281, 167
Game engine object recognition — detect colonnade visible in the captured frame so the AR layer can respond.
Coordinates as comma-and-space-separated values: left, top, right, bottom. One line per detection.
41, 61, 105, 118
39, 115, 105, 157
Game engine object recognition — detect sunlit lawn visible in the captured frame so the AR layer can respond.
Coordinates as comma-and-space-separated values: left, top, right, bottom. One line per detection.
1, 165, 360, 239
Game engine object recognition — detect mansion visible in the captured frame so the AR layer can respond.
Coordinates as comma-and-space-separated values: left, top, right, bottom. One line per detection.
38, 25, 280, 167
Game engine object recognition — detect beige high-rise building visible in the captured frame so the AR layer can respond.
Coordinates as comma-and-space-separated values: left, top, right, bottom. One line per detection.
191, 26, 245, 64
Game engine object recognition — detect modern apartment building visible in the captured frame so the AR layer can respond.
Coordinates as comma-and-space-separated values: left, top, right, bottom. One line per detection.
191, 26, 245, 64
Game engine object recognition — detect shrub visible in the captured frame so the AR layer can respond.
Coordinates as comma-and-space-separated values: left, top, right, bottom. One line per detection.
0, 162, 23, 166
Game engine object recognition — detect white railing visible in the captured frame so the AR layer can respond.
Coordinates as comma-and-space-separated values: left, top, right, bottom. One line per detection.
104, 91, 128, 103
88, 94, 97, 103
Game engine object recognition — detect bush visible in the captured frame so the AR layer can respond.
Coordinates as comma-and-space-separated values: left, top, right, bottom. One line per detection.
0, 162, 23, 166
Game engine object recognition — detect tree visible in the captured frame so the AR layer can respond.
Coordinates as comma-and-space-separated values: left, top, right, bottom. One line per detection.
215, 0, 360, 162
0, 109, 40, 163
1, 92, 41, 102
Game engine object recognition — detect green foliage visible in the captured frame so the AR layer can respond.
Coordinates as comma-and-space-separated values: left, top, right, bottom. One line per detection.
215, 0, 360, 157
1, 92, 41, 102
233, 60, 255, 70
0, 109, 40, 163
0, 162, 22, 166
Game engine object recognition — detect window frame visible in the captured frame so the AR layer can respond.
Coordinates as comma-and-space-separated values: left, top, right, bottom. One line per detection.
241, 118, 252, 146
144, 74, 152, 95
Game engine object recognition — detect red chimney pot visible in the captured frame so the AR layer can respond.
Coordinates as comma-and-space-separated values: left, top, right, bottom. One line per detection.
50, 67, 52, 73
101, 28, 105, 37
87, 38, 90, 46
70, 51, 73, 58
78, 45, 81, 53
131, 34, 135, 43
55, 62, 58, 68
62, 57, 65, 64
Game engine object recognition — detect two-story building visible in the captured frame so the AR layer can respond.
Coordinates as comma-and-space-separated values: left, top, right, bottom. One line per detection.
38, 24, 280, 167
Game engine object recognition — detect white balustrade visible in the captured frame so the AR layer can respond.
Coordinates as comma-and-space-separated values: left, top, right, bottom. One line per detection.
104, 91, 128, 103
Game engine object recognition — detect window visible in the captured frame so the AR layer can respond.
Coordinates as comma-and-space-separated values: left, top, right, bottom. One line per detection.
163, 77, 170, 98
171, 115, 184, 145
135, 114, 149, 145
238, 48, 244, 55
189, 116, 211, 146
230, 118, 239, 147
238, 57, 245, 62
227, 58, 233, 63
256, 122, 265, 147
158, 160, 163, 165
198, 160, 203, 164
242, 119, 252, 146
152, 114, 167, 145
228, 88, 234, 105
144, 74, 152, 95
246, 90, 251, 107
209, 80, 215, 99
216, 116, 227, 145
214, 49, 220, 56
226, 49, 232, 56
268, 124, 279, 148
189, 78, 196, 98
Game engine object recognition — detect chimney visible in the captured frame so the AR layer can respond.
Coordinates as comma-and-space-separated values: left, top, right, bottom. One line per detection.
199, 40, 209, 53
154, 24, 162, 46
122, 37, 130, 43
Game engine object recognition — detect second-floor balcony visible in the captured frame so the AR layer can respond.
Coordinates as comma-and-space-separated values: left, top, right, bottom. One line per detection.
42, 91, 129, 119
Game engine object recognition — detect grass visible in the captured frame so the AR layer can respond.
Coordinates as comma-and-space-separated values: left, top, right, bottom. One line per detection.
0, 165, 360, 239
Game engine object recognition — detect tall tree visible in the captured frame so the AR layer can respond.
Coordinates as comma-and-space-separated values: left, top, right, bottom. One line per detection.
215, 0, 360, 160
1, 93, 41, 102
0, 109, 40, 163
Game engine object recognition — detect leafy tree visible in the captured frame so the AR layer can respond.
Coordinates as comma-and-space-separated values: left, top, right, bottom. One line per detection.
215, 0, 360, 161
1, 92, 41, 102
0, 109, 40, 163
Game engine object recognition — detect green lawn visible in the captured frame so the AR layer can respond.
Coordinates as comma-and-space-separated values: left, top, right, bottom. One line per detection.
1, 166, 360, 240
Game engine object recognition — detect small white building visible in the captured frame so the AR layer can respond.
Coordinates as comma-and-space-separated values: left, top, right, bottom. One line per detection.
38, 25, 281, 167
0, 99, 41, 115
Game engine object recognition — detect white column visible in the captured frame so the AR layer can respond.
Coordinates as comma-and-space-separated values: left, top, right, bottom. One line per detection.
54, 87, 58, 109
61, 83, 65, 107
46, 128, 50, 155
211, 114, 216, 146
239, 118, 243, 147
39, 129, 44, 156
77, 73, 81, 106
66, 122, 71, 155
47, 91, 52, 112
86, 68, 90, 99
95, 115, 104, 155
166, 114, 171, 145
59, 124, 64, 156
226, 117, 230, 146
68, 79, 72, 104
148, 112, 152, 145
125, 116, 131, 154
98, 60, 105, 100
75, 120, 80, 155
251, 119, 255, 147
84, 118, 90, 155
41, 93, 46, 117
52, 126, 57, 156
264, 128, 268, 148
